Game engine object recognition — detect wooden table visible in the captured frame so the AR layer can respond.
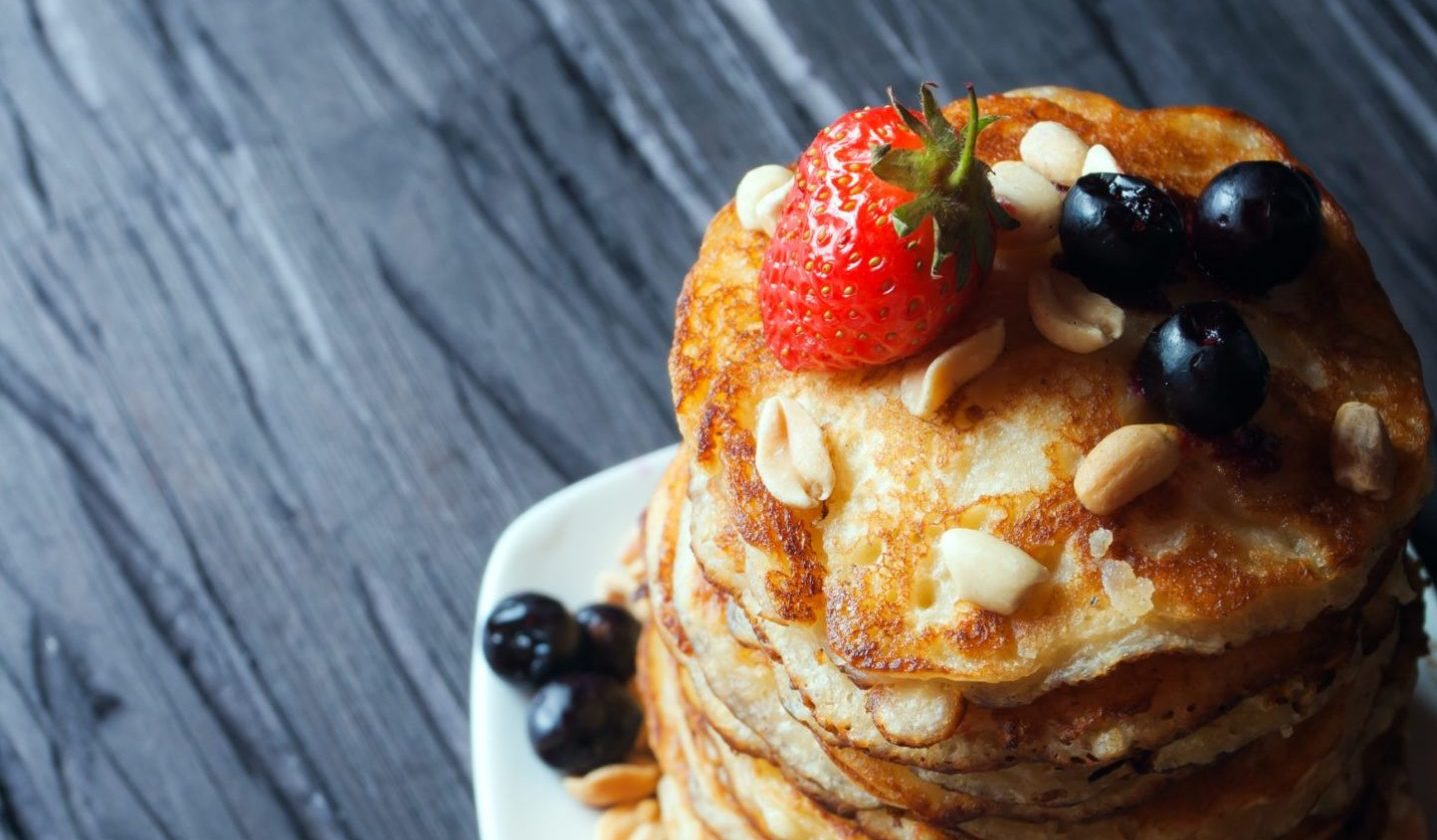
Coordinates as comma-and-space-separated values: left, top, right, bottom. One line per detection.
0, 1, 1433, 837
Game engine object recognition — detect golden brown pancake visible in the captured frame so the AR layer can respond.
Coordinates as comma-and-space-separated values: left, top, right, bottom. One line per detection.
644, 441, 1423, 819
688, 468, 1412, 763
640, 621, 764, 839
639, 590, 1421, 838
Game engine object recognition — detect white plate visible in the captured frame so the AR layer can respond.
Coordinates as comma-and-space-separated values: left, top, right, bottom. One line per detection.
471, 444, 1436, 838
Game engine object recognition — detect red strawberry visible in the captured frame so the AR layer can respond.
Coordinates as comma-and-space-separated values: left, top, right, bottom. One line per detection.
758, 84, 1014, 371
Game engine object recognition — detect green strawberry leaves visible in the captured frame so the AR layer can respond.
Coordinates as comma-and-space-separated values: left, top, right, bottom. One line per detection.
869, 83, 1016, 283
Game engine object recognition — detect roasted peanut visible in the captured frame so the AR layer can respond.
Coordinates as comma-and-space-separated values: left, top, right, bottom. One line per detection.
1074, 424, 1181, 515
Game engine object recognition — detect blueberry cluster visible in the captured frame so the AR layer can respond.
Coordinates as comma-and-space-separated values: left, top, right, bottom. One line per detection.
1058, 161, 1322, 435
483, 593, 643, 775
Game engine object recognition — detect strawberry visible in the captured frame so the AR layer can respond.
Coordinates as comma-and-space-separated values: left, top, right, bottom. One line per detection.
758, 84, 1014, 371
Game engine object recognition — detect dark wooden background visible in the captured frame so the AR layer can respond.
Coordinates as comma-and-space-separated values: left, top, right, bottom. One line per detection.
0, 1, 1434, 837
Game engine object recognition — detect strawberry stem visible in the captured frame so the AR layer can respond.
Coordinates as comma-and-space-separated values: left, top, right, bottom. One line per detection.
947, 85, 981, 191
869, 83, 1014, 280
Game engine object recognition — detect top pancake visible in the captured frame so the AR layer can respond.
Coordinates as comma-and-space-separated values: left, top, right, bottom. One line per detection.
669, 87, 1432, 694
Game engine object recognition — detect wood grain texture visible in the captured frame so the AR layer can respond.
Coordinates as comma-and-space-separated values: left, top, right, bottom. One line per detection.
0, 0, 1432, 837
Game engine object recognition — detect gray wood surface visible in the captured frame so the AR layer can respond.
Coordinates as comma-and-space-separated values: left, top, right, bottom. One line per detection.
0, 0, 1434, 837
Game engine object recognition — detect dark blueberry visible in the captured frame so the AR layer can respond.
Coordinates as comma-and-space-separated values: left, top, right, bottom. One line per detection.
574, 604, 642, 681
1059, 173, 1185, 298
1136, 301, 1270, 435
1192, 161, 1322, 292
482, 593, 581, 688
527, 673, 643, 775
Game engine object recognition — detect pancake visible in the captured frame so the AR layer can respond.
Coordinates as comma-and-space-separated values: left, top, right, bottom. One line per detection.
642, 593, 1421, 839
677, 613, 882, 812
662, 551, 883, 812
646, 600, 951, 840
670, 88, 1432, 704
639, 622, 713, 840
818, 609, 1407, 827
682, 678, 871, 838
647, 443, 1425, 821
666, 482, 1165, 815
656, 775, 715, 840
688, 471, 1410, 771
640, 620, 765, 839
659, 580, 1419, 837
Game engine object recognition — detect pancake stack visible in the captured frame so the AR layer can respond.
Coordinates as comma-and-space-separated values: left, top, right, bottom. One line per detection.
631, 88, 1433, 838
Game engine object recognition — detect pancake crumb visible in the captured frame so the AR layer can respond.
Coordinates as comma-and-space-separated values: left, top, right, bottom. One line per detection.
1088, 528, 1113, 560
1090, 729, 1130, 761
1100, 559, 1155, 617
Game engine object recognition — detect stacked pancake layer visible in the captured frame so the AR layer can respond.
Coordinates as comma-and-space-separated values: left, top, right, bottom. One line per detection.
640, 447, 1425, 839
636, 88, 1433, 839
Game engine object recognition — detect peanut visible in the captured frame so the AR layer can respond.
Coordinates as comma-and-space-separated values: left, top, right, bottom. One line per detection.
735, 165, 793, 234
1027, 269, 1124, 353
564, 763, 661, 809
1019, 121, 1089, 185
754, 396, 834, 509
1074, 424, 1182, 515
1080, 143, 1121, 175
900, 320, 1005, 417
934, 528, 1048, 615
1331, 401, 1396, 500
988, 161, 1061, 247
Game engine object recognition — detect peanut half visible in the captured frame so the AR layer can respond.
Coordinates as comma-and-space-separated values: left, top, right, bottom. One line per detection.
901, 319, 1005, 417
1074, 424, 1182, 515
1019, 121, 1089, 186
1028, 269, 1124, 353
564, 763, 661, 809
1331, 401, 1396, 500
754, 396, 834, 509
1081, 143, 1121, 176
988, 161, 1062, 247
753, 177, 793, 235
735, 165, 794, 235
935, 528, 1049, 615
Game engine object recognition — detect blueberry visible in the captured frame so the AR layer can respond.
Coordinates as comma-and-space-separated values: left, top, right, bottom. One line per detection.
527, 673, 643, 775
482, 593, 581, 688
1192, 161, 1322, 292
1059, 173, 1185, 298
1136, 301, 1269, 436
574, 604, 642, 682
